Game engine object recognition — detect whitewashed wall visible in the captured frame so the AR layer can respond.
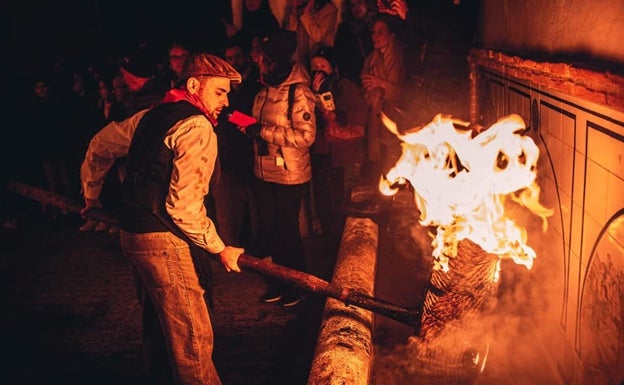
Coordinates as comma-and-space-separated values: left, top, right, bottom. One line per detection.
475, 61, 624, 385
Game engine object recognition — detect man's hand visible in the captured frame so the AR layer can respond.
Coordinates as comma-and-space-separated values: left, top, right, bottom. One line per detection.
218, 246, 244, 273
79, 198, 113, 233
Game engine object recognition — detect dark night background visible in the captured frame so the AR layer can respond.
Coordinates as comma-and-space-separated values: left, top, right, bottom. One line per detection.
2, 0, 233, 74
2, 0, 479, 75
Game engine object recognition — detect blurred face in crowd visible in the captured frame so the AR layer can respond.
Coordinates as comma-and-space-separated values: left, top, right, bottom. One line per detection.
34, 80, 49, 99
245, 0, 262, 11
225, 45, 247, 72
249, 37, 262, 65
98, 80, 111, 100
349, 0, 369, 19
371, 20, 394, 51
72, 72, 86, 94
310, 56, 333, 76
187, 76, 231, 121
169, 45, 190, 77
257, 52, 271, 76
111, 75, 128, 102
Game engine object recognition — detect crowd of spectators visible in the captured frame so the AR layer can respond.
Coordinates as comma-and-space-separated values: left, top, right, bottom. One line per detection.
0, 2, 479, 382
2, 0, 478, 241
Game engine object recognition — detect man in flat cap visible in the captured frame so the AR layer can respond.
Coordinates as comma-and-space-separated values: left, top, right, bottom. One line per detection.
80, 53, 244, 385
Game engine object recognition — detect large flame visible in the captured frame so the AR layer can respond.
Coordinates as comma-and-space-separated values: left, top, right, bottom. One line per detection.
380, 113, 553, 272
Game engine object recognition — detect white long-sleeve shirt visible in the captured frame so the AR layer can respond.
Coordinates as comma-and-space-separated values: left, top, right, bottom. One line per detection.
80, 108, 226, 254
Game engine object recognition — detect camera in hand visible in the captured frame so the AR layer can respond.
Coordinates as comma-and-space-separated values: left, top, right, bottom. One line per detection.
317, 92, 335, 111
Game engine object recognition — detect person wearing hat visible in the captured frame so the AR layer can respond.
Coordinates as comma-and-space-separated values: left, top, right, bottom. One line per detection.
238, 29, 316, 307
119, 51, 170, 115
308, 45, 368, 237
80, 53, 245, 385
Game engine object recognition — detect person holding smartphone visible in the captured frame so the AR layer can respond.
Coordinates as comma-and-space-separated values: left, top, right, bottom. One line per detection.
308, 45, 368, 237
239, 30, 317, 307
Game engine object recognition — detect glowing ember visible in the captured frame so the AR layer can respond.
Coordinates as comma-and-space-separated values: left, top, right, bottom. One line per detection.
379, 113, 553, 272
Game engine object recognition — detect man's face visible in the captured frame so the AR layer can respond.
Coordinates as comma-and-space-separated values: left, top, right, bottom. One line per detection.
224, 46, 247, 72
196, 77, 231, 121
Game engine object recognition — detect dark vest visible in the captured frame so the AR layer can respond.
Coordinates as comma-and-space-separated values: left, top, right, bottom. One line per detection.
119, 101, 206, 234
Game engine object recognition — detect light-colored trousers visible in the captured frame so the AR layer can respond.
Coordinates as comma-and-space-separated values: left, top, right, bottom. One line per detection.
120, 230, 221, 385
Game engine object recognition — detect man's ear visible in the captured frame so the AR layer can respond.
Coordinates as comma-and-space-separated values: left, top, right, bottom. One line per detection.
186, 77, 199, 93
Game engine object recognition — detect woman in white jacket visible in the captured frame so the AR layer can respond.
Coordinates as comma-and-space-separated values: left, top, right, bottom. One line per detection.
240, 29, 317, 307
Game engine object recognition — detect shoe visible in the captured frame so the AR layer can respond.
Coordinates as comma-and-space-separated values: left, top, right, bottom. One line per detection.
260, 287, 283, 303
280, 290, 305, 307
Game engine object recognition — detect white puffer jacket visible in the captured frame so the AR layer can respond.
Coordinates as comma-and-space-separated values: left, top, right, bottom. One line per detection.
252, 63, 316, 185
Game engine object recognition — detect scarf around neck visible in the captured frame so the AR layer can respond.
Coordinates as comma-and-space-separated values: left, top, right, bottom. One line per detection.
161, 89, 218, 126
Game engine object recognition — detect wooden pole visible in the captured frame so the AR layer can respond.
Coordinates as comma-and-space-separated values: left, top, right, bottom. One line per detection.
5, 181, 421, 328
237, 254, 421, 327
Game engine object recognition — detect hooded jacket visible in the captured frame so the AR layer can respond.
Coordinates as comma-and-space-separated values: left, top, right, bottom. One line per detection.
251, 63, 316, 185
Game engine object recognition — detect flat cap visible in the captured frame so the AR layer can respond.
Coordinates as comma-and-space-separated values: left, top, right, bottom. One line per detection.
180, 53, 242, 83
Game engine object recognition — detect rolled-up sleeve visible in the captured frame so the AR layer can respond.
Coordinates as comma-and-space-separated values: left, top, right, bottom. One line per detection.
164, 116, 225, 254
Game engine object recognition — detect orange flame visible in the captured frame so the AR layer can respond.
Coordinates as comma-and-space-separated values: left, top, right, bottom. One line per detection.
379, 113, 553, 272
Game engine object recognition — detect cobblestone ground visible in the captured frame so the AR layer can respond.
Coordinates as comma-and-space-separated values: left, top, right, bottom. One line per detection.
0, 202, 332, 385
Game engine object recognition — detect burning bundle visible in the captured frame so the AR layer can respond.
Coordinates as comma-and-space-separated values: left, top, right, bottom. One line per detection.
379, 113, 553, 384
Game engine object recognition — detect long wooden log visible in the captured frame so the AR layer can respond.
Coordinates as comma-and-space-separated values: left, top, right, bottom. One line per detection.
5, 181, 421, 327
6, 181, 119, 227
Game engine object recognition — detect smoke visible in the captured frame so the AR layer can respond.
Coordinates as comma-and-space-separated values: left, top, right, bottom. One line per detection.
475, 197, 561, 384
371, 206, 562, 385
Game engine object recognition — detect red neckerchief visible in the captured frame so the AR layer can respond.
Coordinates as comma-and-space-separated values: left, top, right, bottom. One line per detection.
161, 89, 218, 126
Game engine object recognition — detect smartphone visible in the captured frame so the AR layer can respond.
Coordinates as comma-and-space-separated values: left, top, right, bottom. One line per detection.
228, 110, 257, 127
